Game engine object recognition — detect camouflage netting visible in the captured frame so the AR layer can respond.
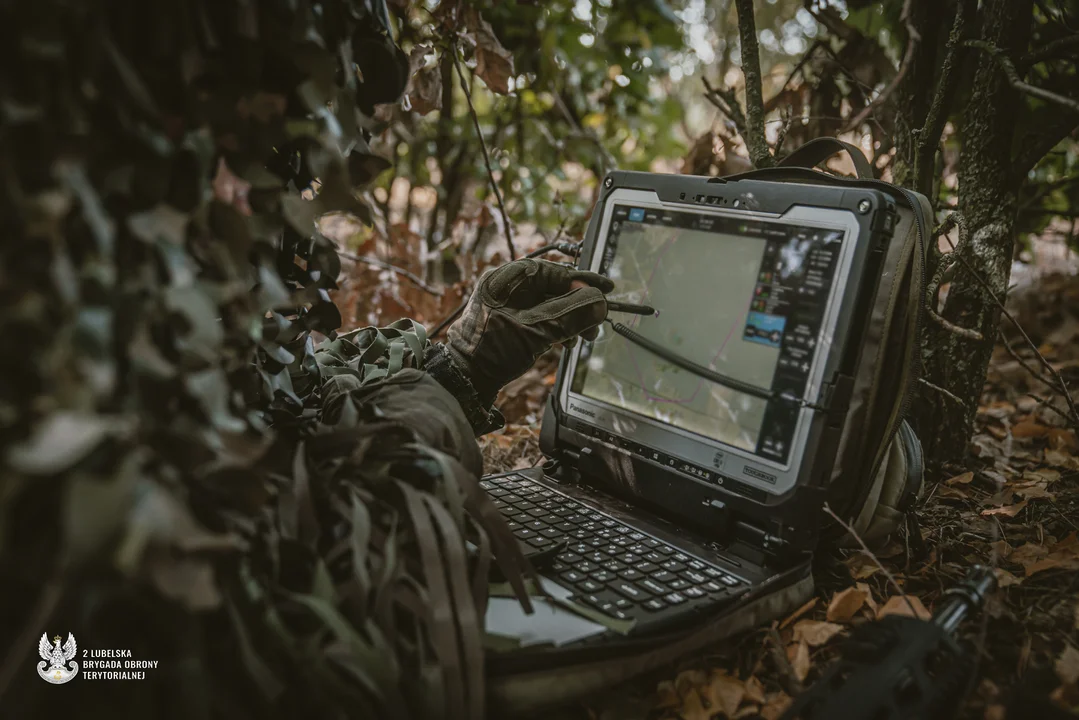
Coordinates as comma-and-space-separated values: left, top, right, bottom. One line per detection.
0, 2, 527, 718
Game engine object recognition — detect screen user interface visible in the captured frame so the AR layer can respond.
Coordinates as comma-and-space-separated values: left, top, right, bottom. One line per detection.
569, 204, 845, 465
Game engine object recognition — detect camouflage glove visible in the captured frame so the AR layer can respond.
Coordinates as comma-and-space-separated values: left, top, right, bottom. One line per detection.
443, 259, 614, 407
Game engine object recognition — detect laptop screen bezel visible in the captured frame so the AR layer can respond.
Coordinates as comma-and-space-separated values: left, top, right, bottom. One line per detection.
559, 188, 863, 497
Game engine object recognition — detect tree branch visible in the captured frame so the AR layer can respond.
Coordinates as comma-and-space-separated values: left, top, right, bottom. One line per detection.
914, 0, 974, 196
732, 0, 774, 168
337, 250, 443, 296
450, 41, 516, 261
843, 0, 920, 133
965, 39, 1079, 113
1012, 105, 1079, 179
926, 212, 985, 341
1021, 33, 1079, 68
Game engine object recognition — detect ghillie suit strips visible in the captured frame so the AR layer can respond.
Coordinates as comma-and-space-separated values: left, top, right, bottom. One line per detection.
0, 2, 530, 719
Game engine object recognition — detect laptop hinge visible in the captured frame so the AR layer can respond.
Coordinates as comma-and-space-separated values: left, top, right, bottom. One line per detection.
732, 518, 790, 565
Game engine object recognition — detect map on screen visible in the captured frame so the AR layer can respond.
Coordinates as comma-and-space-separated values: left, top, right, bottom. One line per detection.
572, 219, 782, 453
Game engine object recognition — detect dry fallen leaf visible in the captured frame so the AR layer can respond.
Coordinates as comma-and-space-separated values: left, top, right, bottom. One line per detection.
877, 595, 931, 620
845, 553, 881, 580
793, 619, 844, 647
743, 676, 767, 705
1009, 542, 1049, 567
779, 597, 818, 629
981, 500, 1028, 517
1055, 644, 1079, 686
827, 586, 868, 623
936, 485, 969, 500
989, 540, 1012, 559
759, 692, 793, 720
1011, 420, 1050, 438
993, 567, 1023, 588
787, 640, 811, 683
1044, 448, 1079, 470
1048, 428, 1079, 452
856, 582, 879, 614
705, 671, 746, 718
1022, 468, 1062, 484
1013, 484, 1054, 500
945, 471, 975, 486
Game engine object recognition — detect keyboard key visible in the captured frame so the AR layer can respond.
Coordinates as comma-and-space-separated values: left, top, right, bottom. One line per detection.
600, 519, 616, 528
578, 579, 605, 593
555, 521, 576, 532
644, 538, 662, 548
585, 552, 607, 564
683, 586, 706, 598
673, 553, 689, 562
612, 537, 632, 547
660, 560, 685, 572
587, 537, 607, 548
503, 494, 522, 503
641, 578, 670, 596
591, 570, 616, 583
643, 552, 664, 563
704, 567, 724, 578
629, 532, 645, 541
628, 544, 649, 554
618, 553, 639, 564
664, 592, 686, 605
636, 562, 658, 574
667, 578, 689, 590
480, 480, 496, 490
570, 543, 591, 554
527, 535, 553, 548
643, 598, 666, 612
571, 529, 589, 540
614, 526, 631, 534
613, 581, 650, 601
618, 568, 644, 581
511, 513, 532, 524
566, 514, 587, 525
514, 528, 536, 539
525, 507, 547, 517
602, 560, 626, 572
552, 507, 573, 517
652, 570, 676, 583
557, 552, 582, 564
560, 570, 586, 584
539, 514, 560, 525
683, 570, 708, 584
656, 545, 676, 555
614, 597, 632, 609
505, 521, 521, 531
525, 520, 545, 531
721, 575, 741, 586
588, 513, 603, 521
702, 581, 724, 593
574, 561, 598, 573
687, 560, 708, 571
550, 561, 568, 572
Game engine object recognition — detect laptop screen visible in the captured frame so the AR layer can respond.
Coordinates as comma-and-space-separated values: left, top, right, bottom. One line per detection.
568, 201, 849, 473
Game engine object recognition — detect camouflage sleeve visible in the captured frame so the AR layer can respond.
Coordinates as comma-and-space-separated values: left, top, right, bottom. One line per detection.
306, 319, 491, 474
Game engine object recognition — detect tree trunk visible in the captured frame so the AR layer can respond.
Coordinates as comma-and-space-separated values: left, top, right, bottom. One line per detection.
912, 0, 1035, 464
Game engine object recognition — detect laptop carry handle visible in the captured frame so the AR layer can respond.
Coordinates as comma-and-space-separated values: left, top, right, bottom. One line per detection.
777, 137, 875, 180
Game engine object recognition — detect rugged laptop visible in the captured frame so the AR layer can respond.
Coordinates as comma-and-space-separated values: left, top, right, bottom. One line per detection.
481, 170, 899, 650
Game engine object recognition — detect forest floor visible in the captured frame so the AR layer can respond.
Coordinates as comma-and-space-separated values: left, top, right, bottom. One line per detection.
479, 272, 1079, 720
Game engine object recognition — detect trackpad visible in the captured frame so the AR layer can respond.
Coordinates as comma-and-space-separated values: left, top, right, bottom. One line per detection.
484, 577, 608, 647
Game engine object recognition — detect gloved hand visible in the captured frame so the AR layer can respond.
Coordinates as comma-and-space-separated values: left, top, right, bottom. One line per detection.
443, 259, 615, 407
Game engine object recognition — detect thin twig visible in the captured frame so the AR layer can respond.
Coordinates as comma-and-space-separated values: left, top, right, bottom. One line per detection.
919, 376, 971, 411
843, 0, 919, 132
702, 77, 747, 136
926, 212, 984, 340
450, 41, 516, 260
933, 218, 1079, 429
914, 0, 973, 195
337, 250, 443, 296
732, 0, 774, 168
1021, 34, 1079, 68
823, 503, 921, 619
965, 39, 1079, 113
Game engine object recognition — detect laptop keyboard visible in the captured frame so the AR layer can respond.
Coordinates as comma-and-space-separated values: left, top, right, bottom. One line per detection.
481, 473, 745, 626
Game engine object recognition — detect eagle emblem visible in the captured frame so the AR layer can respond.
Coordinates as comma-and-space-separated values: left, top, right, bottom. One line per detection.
37, 633, 78, 684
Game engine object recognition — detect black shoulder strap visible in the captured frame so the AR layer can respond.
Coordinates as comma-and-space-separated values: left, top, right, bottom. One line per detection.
778, 137, 875, 179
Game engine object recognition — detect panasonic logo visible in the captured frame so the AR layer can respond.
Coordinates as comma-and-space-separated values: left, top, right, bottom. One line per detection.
743, 465, 777, 484
569, 404, 596, 418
